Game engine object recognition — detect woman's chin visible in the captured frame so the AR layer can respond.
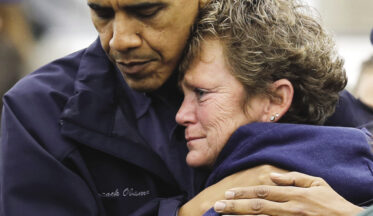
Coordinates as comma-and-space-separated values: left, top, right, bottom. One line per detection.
186, 152, 213, 168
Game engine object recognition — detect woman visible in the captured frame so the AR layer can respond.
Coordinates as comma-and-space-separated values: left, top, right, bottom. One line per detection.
176, 0, 373, 215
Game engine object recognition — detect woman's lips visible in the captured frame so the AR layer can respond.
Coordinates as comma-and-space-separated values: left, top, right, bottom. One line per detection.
186, 137, 204, 148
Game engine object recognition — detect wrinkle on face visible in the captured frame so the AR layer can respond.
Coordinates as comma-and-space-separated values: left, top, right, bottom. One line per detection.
177, 39, 267, 167
87, 0, 199, 91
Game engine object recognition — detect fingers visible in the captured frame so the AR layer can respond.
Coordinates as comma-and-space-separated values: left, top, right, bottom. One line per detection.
214, 199, 287, 215
269, 172, 327, 188
223, 214, 270, 216
225, 185, 293, 202
223, 173, 328, 202
215, 198, 323, 216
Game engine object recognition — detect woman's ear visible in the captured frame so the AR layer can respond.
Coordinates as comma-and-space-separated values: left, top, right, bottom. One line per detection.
263, 79, 294, 122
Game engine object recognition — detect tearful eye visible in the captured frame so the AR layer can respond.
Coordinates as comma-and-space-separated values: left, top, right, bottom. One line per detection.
193, 88, 208, 101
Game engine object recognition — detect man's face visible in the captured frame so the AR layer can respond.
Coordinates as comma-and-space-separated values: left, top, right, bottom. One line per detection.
88, 0, 199, 92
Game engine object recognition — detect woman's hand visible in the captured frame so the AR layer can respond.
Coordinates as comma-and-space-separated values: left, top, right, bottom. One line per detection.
214, 172, 365, 216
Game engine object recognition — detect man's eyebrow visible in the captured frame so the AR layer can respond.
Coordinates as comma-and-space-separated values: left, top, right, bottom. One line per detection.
124, 2, 168, 10
87, 3, 109, 10
87, 2, 167, 11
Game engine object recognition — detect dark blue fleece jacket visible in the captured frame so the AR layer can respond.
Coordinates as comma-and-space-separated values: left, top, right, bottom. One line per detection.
204, 123, 373, 215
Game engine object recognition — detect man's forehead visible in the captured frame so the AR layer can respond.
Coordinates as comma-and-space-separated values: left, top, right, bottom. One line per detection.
87, 0, 172, 7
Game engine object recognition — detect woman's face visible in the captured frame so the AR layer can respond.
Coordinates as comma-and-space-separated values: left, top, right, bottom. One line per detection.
176, 40, 267, 167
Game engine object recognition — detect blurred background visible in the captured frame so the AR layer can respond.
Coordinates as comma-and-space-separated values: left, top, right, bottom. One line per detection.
311, 0, 373, 90
0, 0, 372, 110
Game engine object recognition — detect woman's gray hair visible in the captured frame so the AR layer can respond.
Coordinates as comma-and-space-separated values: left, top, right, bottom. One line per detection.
179, 0, 347, 125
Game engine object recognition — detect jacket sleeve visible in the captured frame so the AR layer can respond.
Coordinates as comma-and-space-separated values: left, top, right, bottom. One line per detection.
158, 197, 184, 216
127, 196, 184, 216
202, 208, 218, 216
0, 97, 101, 216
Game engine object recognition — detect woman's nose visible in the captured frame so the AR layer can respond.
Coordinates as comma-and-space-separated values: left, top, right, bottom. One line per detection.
176, 99, 196, 126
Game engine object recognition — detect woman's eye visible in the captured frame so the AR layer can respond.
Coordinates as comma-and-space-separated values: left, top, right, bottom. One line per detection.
193, 88, 208, 100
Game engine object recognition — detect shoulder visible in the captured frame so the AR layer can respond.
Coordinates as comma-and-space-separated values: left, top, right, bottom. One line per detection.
4, 49, 86, 116
2, 49, 87, 160
231, 123, 370, 152
325, 90, 373, 127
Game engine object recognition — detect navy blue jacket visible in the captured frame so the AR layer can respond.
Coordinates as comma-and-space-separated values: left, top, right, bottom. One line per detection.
326, 91, 373, 133
0, 39, 196, 216
1, 38, 373, 216
204, 123, 373, 215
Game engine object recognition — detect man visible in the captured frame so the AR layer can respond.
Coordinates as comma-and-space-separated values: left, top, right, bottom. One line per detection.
1, 0, 371, 215
0, 1, 200, 215
1, 0, 263, 215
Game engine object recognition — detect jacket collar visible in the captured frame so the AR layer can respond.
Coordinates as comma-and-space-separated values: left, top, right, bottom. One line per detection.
60, 38, 177, 184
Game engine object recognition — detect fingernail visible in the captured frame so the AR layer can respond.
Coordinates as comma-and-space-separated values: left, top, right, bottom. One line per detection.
225, 190, 235, 199
214, 201, 226, 212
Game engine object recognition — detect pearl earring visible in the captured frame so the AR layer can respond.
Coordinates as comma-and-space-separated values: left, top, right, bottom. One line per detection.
270, 113, 280, 121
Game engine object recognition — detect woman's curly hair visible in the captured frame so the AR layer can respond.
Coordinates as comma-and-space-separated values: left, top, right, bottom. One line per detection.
179, 0, 347, 125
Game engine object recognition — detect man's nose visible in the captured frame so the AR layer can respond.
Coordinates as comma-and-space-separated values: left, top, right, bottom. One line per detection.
109, 14, 142, 51
176, 98, 196, 126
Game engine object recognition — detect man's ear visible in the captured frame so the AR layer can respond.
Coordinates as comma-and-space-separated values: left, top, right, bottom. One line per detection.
199, 0, 211, 8
261, 79, 294, 122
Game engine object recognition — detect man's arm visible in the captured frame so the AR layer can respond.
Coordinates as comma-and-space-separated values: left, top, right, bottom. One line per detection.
178, 165, 286, 215
214, 172, 365, 216
178, 168, 365, 216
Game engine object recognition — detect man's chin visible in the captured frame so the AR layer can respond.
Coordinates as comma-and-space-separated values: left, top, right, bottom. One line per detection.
125, 78, 163, 92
